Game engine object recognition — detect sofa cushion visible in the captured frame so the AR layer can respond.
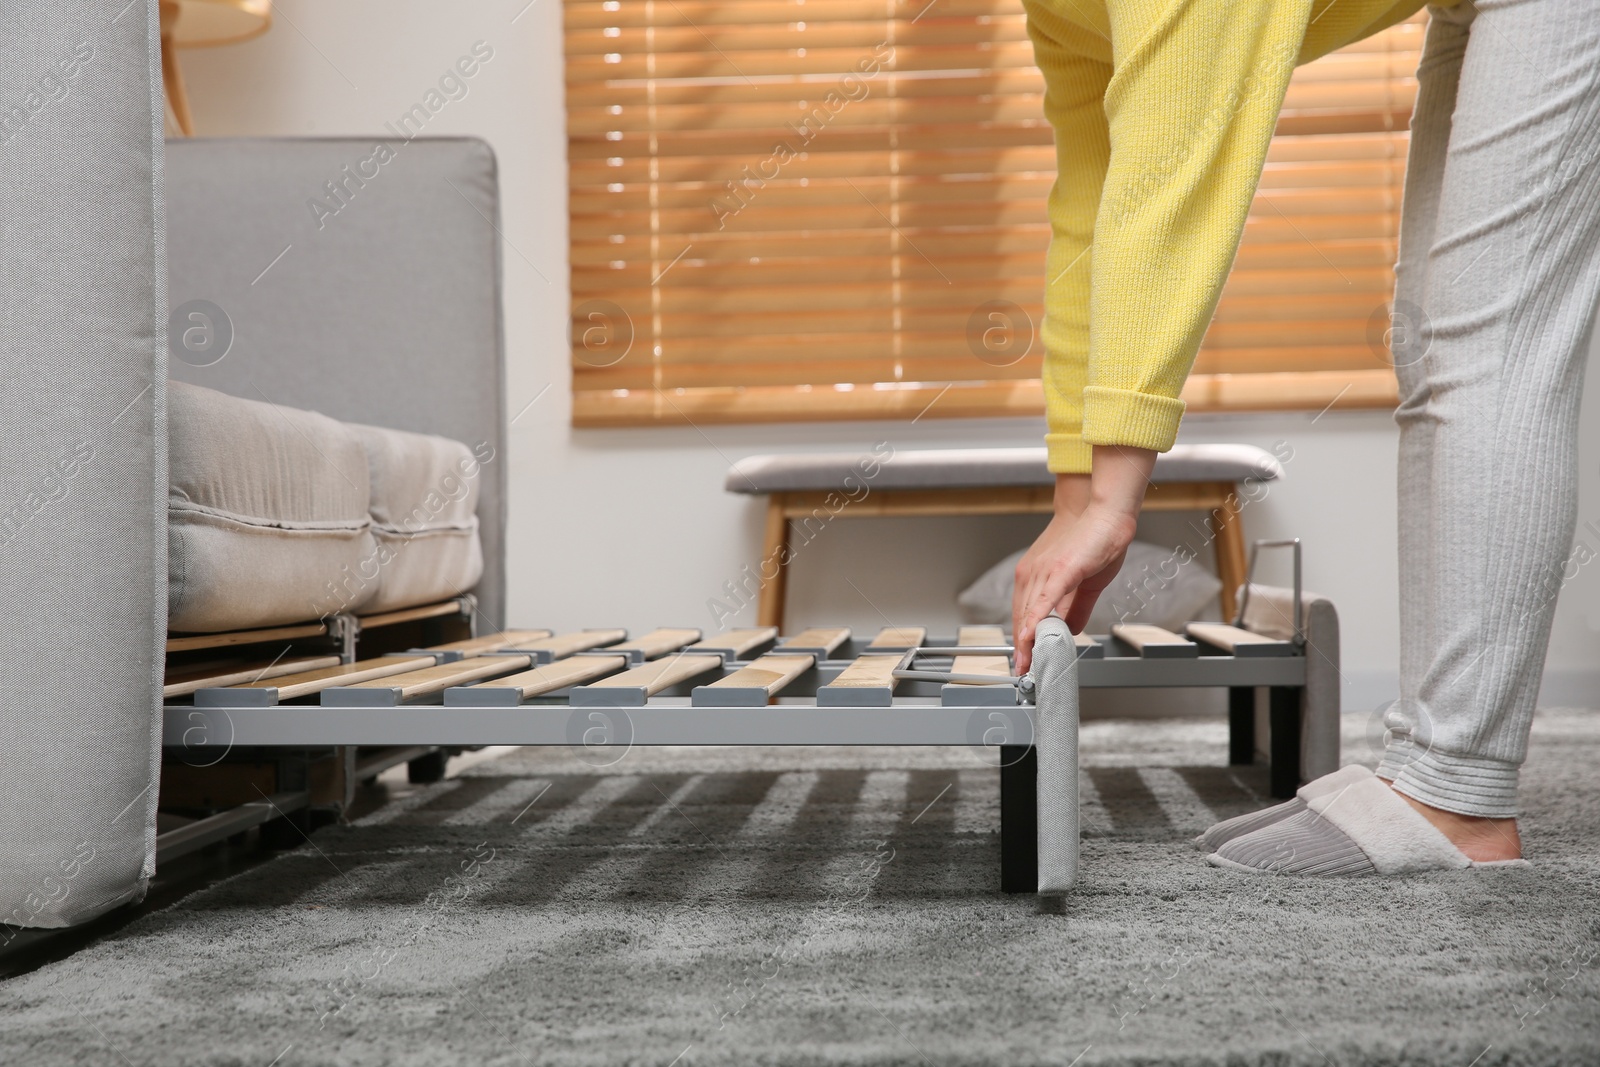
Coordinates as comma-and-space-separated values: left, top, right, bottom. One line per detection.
167, 381, 377, 630
347, 422, 484, 615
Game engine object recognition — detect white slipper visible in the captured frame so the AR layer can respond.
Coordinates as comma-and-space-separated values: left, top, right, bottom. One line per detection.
1206, 766, 1531, 876
1191, 763, 1372, 852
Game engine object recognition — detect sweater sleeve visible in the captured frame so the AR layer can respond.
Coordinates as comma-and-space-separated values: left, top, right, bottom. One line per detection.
1037, 0, 1314, 459
1030, 0, 1318, 463
1023, 1, 1113, 474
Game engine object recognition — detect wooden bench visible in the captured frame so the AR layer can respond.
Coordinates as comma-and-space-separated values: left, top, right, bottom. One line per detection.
724, 443, 1282, 628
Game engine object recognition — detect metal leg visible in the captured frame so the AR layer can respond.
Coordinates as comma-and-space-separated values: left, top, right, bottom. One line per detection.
407, 749, 449, 783
999, 744, 1036, 893
1268, 686, 1302, 798
1229, 686, 1256, 765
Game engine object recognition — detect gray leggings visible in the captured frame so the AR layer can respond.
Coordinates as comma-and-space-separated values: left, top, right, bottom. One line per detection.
1376, 0, 1600, 817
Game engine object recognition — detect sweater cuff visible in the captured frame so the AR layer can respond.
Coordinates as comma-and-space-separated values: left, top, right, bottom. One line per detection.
1082, 386, 1186, 452
1045, 433, 1094, 474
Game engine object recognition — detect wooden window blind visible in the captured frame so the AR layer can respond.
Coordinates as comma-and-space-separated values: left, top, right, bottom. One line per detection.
566, 2, 1421, 426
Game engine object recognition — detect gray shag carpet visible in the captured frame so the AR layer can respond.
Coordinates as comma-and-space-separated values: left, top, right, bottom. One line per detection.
3, 711, 1598, 1067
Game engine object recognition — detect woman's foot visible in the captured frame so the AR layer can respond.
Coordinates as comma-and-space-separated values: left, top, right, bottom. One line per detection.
1383, 780, 1522, 862
1202, 766, 1530, 876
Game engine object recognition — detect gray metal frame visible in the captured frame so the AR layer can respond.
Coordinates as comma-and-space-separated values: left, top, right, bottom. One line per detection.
162, 636, 1305, 752
158, 617, 1332, 896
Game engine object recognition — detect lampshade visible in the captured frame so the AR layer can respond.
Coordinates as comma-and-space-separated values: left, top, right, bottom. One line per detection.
165, 0, 272, 48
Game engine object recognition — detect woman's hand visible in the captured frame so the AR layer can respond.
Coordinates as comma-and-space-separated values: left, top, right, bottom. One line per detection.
1012, 446, 1156, 674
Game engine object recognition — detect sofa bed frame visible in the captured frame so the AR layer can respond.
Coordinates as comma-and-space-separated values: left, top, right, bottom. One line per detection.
161, 555, 1340, 894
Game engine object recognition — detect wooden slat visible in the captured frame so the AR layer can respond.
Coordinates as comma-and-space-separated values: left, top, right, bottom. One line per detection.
776, 627, 852, 657
956, 625, 1007, 649
338, 655, 533, 701
823, 653, 904, 689
225, 656, 438, 701
1185, 623, 1296, 656
949, 655, 1013, 683
867, 626, 927, 651
166, 622, 326, 653
949, 622, 1014, 685
521, 628, 629, 658
689, 626, 779, 656
610, 627, 704, 658
428, 629, 555, 656
162, 655, 341, 699
471, 654, 630, 699
699, 653, 816, 698
357, 600, 466, 629
1111, 624, 1199, 659
583, 653, 725, 694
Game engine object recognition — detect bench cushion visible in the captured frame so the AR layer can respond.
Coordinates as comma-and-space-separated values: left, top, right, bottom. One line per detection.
725, 443, 1282, 494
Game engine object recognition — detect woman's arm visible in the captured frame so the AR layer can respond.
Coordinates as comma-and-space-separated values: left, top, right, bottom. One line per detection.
1080, 0, 1315, 451
1012, 0, 1315, 668
1012, 445, 1155, 674
1020, 2, 1115, 474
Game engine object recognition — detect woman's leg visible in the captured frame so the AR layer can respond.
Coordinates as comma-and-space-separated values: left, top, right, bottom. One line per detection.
1387, 2, 1471, 779
1380, 0, 1600, 823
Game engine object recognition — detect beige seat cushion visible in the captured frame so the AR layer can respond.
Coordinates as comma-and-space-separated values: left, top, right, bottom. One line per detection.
167, 382, 377, 631
347, 422, 483, 615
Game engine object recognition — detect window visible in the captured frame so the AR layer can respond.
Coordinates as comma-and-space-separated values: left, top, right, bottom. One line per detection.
565, 0, 1421, 426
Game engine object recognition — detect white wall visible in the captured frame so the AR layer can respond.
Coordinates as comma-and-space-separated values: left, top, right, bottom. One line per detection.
181, 0, 1600, 712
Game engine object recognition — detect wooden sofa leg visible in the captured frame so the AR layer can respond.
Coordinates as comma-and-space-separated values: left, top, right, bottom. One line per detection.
1000, 745, 1037, 893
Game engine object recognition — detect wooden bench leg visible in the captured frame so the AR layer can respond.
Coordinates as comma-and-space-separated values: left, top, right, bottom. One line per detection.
999, 744, 1037, 893
1210, 486, 1248, 622
757, 494, 789, 630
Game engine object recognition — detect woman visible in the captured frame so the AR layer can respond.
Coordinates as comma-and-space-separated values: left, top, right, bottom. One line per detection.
1012, 0, 1600, 874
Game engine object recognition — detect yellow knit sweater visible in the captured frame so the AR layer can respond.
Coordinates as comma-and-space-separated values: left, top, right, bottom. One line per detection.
1026, 0, 1434, 472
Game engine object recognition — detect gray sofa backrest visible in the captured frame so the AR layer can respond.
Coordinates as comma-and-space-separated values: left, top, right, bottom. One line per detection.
0, 0, 166, 928
164, 137, 508, 630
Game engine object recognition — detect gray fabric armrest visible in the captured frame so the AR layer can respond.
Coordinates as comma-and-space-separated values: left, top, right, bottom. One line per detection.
0, 0, 165, 928
1242, 582, 1342, 781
